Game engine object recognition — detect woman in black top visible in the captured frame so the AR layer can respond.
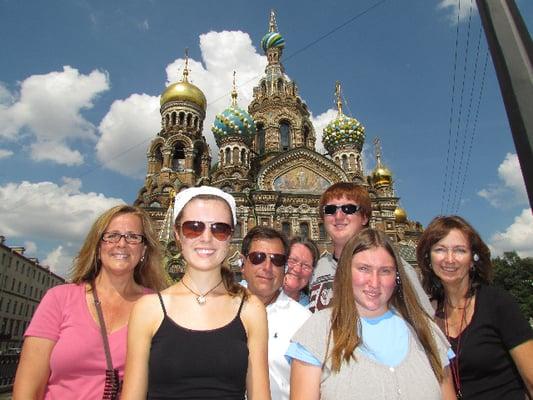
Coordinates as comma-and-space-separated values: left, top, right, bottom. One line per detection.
417, 215, 533, 399
122, 186, 270, 400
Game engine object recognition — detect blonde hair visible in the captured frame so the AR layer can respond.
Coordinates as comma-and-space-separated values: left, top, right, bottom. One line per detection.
328, 228, 444, 382
70, 205, 170, 291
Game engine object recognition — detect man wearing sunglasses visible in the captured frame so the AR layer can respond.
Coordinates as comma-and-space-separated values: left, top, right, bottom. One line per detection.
308, 182, 433, 315
241, 226, 310, 400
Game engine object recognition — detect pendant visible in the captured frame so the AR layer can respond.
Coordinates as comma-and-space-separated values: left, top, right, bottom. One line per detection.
457, 390, 462, 399
196, 295, 207, 305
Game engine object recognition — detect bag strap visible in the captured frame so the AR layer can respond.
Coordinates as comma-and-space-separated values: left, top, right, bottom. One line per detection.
91, 281, 114, 371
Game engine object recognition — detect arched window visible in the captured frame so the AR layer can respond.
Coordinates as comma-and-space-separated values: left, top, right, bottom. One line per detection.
257, 123, 265, 154
281, 222, 291, 237
193, 143, 203, 175
154, 145, 163, 173
299, 222, 309, 238
277, 79, 284, 93
240, 149, 246, 164
194, 116, 199, 128
280, 121, 291, 150
303, 125, 309, 147
165, 114, 170, 127
342, 155, 348, 170
179, 112, 185, 125
172, 142, 185, 172
233, 147, 239, 165
171, 112, 177, 126
225, 147, 231, 165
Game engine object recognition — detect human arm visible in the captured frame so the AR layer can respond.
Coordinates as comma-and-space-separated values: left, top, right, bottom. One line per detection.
121, 295, 161, 400
510, 339, 533, 397
12, 337, 55, 400
440, 366, 457, 400
289, 359, 321, 400
241, 294, 271, 400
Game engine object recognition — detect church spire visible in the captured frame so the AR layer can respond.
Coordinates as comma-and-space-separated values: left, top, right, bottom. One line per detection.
231, 71, 238, 107
269, 9, 278, 32
335, 81, 343, 117
182, 48, 190, 83
373, 137, 383, 167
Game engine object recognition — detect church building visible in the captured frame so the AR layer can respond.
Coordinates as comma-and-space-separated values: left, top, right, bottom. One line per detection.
134, 11, 423, 276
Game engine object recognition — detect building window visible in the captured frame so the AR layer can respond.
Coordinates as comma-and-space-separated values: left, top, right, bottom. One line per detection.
257, 123, 265, 154
280, 121, 291, 150
281, 222, 291, 237
299, 222, 309, 238
319, 223, 326, 239
234, 222, 242, 238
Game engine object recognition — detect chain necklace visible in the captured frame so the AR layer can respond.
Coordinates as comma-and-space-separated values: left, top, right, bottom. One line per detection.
444, 296, 472, 400
181, 277, 223, 305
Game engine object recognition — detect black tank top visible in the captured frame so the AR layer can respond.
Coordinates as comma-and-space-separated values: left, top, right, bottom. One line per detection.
147, 293, 248, 400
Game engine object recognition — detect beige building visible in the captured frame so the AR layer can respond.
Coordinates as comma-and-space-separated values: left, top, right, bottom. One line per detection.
134, 11, 423, 277
0, 236, 65, 353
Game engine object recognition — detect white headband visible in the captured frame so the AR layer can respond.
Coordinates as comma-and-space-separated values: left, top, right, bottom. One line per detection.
172, 186, 237, 225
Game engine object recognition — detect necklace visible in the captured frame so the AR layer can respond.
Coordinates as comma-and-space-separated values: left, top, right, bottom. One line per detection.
444, 296, 471, 400
181, 277, 222, 305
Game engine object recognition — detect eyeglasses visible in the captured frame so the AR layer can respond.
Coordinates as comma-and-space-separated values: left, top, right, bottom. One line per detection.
177, 220, 233, 241
323, 204, 361, 215
101, 232, 145, 244
247, 252, 287, 267
287, 257, 314, 273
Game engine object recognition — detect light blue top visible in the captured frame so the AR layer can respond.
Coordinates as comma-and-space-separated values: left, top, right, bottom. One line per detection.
286, 310, 454, 367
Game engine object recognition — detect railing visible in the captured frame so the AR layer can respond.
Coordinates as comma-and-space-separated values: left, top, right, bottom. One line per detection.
0, 354, 18, 392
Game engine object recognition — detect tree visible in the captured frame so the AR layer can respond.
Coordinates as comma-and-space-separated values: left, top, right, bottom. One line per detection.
492, 252, 533, 320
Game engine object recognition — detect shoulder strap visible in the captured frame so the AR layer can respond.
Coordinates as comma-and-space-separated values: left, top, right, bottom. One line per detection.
157, 292, 167, 316
91, 282, 114, 371
236, 295, 245, 316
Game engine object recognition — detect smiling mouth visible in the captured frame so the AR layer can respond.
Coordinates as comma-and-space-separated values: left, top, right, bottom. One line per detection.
195, 249, 215, 255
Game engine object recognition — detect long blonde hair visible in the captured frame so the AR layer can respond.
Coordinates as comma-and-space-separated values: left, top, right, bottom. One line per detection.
328, 228, 444, 382
70, 205, 169, 291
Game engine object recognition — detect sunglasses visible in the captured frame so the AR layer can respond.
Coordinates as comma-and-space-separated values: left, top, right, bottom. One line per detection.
323, 204, 361, 215
247, 251, 287, 267
177, 221, 233, 241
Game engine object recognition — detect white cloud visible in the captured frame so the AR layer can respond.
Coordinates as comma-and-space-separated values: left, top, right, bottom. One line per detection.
437, 0, 478, 24
43, 245, 77, 277
489, 208, 533, 257
0, 66, 109, 165
478, 153, 527, 208
23, 240, 37, 254
0, 177, 124, 243
96, 93, 160, 178
0, 149, 13, 159
95, 30, 267, 176
310, 108, 336, 156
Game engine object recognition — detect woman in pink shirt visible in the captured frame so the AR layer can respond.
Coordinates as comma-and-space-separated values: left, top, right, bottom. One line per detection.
13, 205, 169, 399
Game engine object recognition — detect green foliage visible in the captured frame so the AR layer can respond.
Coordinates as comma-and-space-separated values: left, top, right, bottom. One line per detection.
492, 251, 533, 320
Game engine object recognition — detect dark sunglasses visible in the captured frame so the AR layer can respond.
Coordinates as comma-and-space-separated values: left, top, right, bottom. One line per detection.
178, 221, 233, 241
247, 251, 287, 267
323, 204, 361, 215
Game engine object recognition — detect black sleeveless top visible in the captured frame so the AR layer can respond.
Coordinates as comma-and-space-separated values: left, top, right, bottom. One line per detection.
147, 293, 248, 400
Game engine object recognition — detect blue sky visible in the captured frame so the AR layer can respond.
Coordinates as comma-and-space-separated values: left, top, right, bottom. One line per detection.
0, 0, 531, 277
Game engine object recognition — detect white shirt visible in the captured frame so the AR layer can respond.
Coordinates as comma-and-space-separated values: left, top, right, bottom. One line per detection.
266, 290, 311, 400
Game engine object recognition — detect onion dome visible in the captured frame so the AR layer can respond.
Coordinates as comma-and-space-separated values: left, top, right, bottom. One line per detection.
371, 137, 392, 186
212, 73, 256, 145
394, 206, 407, 223
261, 32, 285, 53
261, 10, 285, 53
160, 52, 207, 111
323, 81, 365, 154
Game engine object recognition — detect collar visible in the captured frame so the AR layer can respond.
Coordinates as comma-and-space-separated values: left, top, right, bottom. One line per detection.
266, 290, 292, 311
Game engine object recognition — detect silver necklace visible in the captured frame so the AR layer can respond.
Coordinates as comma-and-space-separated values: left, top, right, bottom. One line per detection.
181, 277, 222, 305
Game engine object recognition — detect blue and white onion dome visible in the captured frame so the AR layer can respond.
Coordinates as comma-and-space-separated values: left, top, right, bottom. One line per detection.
261, 31, 285, 53
322, 114, 365, 154
212, 105, 257, 146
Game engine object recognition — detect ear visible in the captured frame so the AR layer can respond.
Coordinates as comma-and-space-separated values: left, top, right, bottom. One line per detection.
238, 254, 245, 271
173, 226, 180, 244
361, 214, 369, 226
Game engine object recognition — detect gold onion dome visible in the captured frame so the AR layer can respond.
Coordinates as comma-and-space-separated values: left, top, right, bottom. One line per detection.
394, 206, 407, 223
160, 52, 207, 111
212, 72, 256, 146
323, 81, 365, 154
372, 165, 393, 186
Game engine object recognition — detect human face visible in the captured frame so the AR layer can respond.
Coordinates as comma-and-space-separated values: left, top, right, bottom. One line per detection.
242, 238, 286, 305
283, 243, 314, 294
351, 246, 397, 318
430, 228, 472, 289
174, 198, 232, 271
323, 195, 368, 250
99, 213, 146, 277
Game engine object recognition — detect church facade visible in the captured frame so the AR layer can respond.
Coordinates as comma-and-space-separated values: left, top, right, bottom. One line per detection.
134, 11, 423, 276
